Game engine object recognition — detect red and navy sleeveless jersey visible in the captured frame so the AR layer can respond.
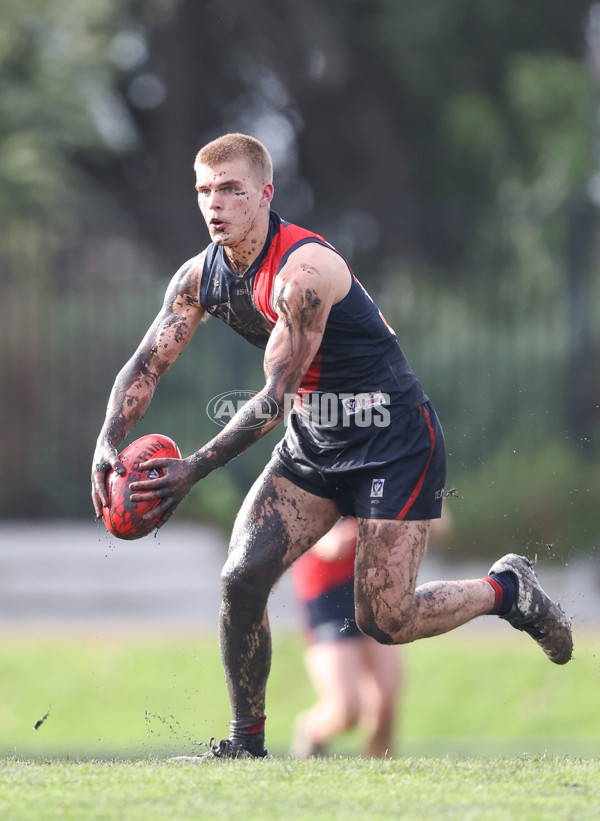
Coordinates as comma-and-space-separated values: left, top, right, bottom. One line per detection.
200, 211, 426, 407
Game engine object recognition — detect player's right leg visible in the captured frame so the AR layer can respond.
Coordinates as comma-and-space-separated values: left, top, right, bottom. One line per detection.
214, 460, 341, 758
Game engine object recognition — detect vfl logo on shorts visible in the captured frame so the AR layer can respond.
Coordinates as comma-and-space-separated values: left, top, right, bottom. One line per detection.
370, 479, 385, 498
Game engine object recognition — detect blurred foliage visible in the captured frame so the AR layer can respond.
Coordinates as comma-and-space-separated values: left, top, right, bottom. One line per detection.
446, 422, 600, 559
0, 0, 599, 556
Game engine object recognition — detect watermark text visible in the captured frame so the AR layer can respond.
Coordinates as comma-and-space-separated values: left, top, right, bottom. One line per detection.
206, 390, 390, 429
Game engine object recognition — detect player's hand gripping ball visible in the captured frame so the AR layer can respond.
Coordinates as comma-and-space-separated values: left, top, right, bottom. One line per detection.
103, 434, 181, 540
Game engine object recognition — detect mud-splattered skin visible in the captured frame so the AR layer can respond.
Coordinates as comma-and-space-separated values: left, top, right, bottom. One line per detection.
220, 491, 494, 721
184, 255, 337, 485
91, 256, 206, 516
355, 518, 495, 644
195, 160, 270, 275
220, 463, 340, 718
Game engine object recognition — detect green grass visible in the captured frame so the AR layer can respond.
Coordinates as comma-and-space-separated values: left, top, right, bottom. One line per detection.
1, 756, 599, 821
0, 629, 598, 759
1, 630, 599, 819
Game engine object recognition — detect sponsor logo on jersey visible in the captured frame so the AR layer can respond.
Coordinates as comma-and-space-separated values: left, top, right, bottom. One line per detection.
341, 391, 388, 416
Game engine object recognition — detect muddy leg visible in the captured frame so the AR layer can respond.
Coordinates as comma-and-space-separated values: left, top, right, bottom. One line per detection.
219, 461, 340, 721
354, 518, 495, 644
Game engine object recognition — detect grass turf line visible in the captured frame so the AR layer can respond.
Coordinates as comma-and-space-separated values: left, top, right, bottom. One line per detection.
1, 756, 599, 821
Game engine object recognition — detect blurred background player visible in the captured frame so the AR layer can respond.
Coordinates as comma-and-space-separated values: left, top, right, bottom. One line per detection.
290, 516, 402, 758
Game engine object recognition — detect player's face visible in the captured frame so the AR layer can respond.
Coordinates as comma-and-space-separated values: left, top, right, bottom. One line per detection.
194, 159, 272, 248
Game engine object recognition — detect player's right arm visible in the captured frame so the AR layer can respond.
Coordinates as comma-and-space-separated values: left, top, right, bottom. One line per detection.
91, 253, 206, 517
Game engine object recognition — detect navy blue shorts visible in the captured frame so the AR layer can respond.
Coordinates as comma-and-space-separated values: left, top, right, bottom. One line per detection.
304, 580, 362, 643
272, 400, 446, 520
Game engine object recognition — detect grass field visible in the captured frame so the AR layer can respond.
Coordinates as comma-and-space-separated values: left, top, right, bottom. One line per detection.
1, 629, 599, 819
1, 756, 599, 821
1, 629, 598, 758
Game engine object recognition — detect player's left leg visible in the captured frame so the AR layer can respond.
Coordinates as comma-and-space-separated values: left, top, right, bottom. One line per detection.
354, 518, 572, 664
354, 517, 497, 644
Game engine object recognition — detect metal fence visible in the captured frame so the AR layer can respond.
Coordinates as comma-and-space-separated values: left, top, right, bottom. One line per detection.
1, 240, 598, 550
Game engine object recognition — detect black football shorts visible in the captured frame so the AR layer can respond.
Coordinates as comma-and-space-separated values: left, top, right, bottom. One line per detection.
271, 399, 446, 520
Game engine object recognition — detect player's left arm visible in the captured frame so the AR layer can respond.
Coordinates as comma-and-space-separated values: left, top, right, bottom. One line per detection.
130, 243, 350, 520
187, 243, 350, 470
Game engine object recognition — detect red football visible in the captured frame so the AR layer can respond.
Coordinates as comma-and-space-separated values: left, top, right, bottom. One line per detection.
102, 433, 182, 540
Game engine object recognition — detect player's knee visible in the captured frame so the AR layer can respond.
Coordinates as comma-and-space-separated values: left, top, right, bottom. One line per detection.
355, 609, 396, 645
220, 554, 271, 610
355, 601, 416, 645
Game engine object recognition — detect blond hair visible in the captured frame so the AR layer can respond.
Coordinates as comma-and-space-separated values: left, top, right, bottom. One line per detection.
195, 133, 273, 184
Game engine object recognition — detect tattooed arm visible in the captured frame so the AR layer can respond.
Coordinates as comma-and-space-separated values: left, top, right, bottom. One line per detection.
91, 253, 206, 516
126, 242, 351, 524
188, 242, 350, 470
